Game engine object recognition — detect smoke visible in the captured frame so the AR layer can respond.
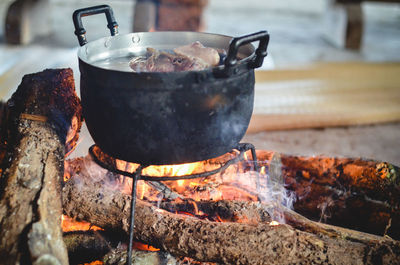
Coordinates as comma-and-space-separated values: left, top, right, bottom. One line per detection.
255, 153, 297, 223
66, 152, 297, 224
65, 155, 126, 194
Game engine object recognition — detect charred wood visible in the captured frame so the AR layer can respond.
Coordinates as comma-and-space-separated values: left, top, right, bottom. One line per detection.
0, 101, 7, 175
63, 230, 118, 265
257, 151, 400, 239
159, 199, 272, 223
0, 69, 82, 265
63, 226, 206, 265
62, 157, 400, 265
103, 247, 218, 265
103, 246, 177, 265
160, 199, 396, 246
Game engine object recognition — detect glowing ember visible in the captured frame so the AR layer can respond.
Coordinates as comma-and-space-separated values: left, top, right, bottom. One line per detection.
269, 220, 280, 226
64, 146, 292, 239
61, 215, 103, 232
133, 241, 160, 251
84, 261, 103, 265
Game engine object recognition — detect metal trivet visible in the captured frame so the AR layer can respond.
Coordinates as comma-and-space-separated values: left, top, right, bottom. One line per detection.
89, 143, 259, 265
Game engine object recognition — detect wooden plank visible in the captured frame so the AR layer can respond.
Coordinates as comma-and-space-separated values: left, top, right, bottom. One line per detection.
248, 63, 400, 132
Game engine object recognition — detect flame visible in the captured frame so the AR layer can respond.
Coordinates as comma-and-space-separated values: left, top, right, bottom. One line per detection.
260, 166, 266, 175
72, 147, 282, 230
114, 156, 226, 200
269, 220, 280, 226
111, 151, 264, 204
215, 214, 224, 222
139, 180, 148, 200
143, 161, 201, 177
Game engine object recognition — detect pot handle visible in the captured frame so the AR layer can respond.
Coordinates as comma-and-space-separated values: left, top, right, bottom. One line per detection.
73, 5, 119, 46
224, 31, 269, 75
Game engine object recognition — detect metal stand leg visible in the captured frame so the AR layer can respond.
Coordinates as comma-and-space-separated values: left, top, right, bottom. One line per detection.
127, 166, 144, 265
250, 145, 259, 172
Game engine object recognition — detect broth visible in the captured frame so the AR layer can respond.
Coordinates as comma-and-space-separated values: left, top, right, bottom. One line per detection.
92, 51, 243, 72
93, 55, 134, 72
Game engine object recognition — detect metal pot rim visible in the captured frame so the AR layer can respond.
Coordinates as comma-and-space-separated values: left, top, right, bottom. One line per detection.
77, 31, 256, 74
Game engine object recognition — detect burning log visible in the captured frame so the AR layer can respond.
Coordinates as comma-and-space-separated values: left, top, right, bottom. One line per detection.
159, 199, 395, 246
0, 69, 82, 265
63, 228, 180, 265
62, 157, 400, 265
257, 151, 400, 239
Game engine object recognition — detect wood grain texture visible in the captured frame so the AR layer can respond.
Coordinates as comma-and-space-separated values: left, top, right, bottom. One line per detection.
0, 69, 82, 265
62, 156, 400, 265
249, 63, 400, 132
257, 151, 400, 240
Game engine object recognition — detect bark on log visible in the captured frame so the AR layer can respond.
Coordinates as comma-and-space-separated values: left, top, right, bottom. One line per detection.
62, 157, 400, 265
257, 151, 400, 239
103, 247, 177, 265
0, 69, 82, 265
159, 199, 396, 247
63, 228, 196, 265
63, 231, 117, 265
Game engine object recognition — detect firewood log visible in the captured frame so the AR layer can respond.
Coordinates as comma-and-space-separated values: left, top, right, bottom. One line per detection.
257, 151, 400, 239
62, 157, 400, 265
63, 229, 199, 265
0, 69, 82, 265
63, 231, 117, 265
103, 247, 177, 265
159, 199, 396, 247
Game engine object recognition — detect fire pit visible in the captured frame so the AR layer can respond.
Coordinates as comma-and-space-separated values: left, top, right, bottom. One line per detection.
0, 45, 399, 265
87, 142, 261, 264
70, 5, 271, 263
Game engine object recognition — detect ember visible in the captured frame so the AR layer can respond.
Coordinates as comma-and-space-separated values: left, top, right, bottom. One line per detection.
60, 134, 400, 264
61, 215, 103, 233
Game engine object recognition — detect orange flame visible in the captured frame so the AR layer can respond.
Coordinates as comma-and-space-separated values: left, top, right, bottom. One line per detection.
63, 147, 268, 233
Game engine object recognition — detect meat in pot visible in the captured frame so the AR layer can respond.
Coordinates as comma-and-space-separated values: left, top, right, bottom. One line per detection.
129, 41, 222, 72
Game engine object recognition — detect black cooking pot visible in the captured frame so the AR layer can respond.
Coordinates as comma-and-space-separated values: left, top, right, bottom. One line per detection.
73, 5, 269, 165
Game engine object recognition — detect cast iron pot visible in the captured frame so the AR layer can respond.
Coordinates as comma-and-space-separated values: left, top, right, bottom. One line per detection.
73, 5, 269, 165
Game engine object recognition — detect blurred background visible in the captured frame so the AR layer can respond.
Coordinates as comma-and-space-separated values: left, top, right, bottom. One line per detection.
0, 0, 399, 163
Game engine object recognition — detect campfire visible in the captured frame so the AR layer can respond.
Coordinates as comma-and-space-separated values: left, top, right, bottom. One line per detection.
0, 69, 399, 265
